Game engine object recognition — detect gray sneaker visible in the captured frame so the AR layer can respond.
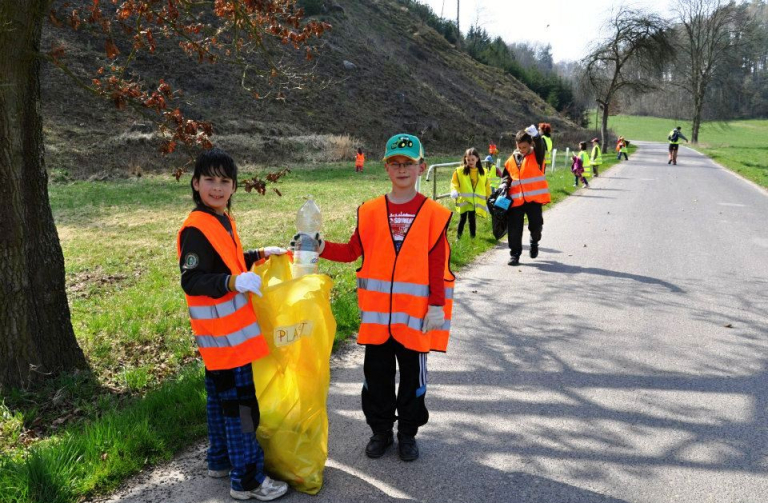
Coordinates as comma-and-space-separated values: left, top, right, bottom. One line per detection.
230, 476, 289, 501
208, 468, 231, 478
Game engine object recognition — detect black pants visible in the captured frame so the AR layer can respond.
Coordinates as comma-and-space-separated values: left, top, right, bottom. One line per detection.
507, 202, 543, 257
617, 152, 628, 160
457, 210, 476, 238
362, 337, 429, 437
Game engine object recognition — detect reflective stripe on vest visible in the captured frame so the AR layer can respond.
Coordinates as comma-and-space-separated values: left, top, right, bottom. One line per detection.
503, 154, 551, 207
355, 196, 455, 352
177, 211, 269, 370
591, 145, 603, 165
543, 136, 552, 165
455, 167, 489, 217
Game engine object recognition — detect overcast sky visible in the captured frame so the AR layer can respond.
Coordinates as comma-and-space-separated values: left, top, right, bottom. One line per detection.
420, 0, 671, 62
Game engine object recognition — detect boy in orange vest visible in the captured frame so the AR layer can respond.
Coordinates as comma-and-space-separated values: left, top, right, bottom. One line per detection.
498, 125, 551, 266
301, 134, 455, 462
177, 148, 290, 501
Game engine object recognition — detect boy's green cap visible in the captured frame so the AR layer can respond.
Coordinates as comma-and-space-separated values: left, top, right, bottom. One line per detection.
383, 134, 423, 162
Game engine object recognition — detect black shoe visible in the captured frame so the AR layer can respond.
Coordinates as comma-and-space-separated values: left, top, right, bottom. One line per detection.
508, 255, 520, 266
365, 431, 393, 458
529, 243, 539, 259
397, 433, 419, 461
668, 159, 672, 164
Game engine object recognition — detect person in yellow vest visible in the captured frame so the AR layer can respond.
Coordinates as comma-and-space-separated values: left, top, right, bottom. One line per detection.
310, 134, 454, 462
667, 126, 688, 165
485, 154, 500, 192
498, 125, 551, 266
590, 137, 603, 176
572, 141, 591, 188
450, 147, 491, 239
539, 122, 553, 173
177, 148, 290, 501
615, 136, 628, 162
355, 147, 365, 172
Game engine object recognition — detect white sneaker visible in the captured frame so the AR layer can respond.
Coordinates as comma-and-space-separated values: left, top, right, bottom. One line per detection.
230, 476, 289, 501
208, 468, 231, 478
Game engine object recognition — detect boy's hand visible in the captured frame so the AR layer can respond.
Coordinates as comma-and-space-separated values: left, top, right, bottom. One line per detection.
422, 305, 445, 333
525, 125, 539, 137
290, 232, 325, 254
450, 189, 459, 199
234, 272, 263, 297
263, 246, 287, 257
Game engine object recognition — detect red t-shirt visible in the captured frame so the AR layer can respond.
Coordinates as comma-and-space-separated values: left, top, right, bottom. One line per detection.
321, 193, 446, 306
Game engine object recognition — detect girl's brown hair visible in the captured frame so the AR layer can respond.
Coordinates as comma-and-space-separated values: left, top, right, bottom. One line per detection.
462, 147, 485, 176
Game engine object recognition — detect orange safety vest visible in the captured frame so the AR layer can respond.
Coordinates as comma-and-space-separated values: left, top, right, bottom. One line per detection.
355, 153, 365, 168
503, 153, 551, 207
177, 211, 269, 370
356, 196, 456, 352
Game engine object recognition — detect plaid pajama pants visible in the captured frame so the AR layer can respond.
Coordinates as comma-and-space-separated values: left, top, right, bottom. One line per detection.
205, 363, 265, 492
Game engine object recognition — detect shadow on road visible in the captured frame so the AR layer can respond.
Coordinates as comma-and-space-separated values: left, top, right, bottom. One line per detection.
524, 260, 685, 293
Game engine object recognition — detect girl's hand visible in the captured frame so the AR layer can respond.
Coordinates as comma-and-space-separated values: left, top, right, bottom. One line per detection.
234, 272, 262, 297
263, 246, 287, 257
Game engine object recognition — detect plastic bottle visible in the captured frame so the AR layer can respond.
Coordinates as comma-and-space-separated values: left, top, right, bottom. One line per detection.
292, 196, 323, 278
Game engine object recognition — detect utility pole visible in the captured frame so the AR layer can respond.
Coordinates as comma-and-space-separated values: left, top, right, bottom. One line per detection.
456, 0, 461, 48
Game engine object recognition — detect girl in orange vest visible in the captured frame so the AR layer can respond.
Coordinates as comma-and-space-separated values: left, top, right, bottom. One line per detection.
177, 148, 290, 501
355, 147, 365, 172
499, 125, 551, 266
302, 134, 454, 463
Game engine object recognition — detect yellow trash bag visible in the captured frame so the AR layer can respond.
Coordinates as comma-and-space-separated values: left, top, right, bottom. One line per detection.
249, 254, 336, 495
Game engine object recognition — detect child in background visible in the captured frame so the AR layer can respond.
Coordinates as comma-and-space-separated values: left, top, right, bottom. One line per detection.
571, 143, 590, 188
177, 148, 289, 501
450, 147, 490, 239
499, 125, 551, 266
485, 155, 500, 192
616, 136, 628, 161
590, 137, 603, 176
309, 134, 455, 462
539, 123, 553, 173
355, 147, 365, 172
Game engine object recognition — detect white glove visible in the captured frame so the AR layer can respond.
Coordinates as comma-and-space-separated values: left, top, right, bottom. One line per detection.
450, 189, 459, 199
263, 246, 287, 257
525, 125, 539, 137
234, 272, 262, 297
422, 305, 445, 333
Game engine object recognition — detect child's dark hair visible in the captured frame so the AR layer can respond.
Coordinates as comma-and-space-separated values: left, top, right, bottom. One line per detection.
357, 147, 363, 154
579, 141, 587, 150
462, 147, 485, 176
515, 130, 532, 144
190, 147, 238, 211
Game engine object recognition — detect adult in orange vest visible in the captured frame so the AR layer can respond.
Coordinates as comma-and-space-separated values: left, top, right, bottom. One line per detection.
499, 125, 551, 266
311, 133, 454, 462
177, 148, 290, 501
355, 147, 365, 172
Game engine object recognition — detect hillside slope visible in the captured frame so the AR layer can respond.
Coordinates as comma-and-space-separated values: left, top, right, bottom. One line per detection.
41, 0, 582, 177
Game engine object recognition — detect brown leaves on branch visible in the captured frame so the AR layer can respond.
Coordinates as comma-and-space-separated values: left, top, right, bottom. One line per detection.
46, 0, 331, 177
242, 169, 291, 196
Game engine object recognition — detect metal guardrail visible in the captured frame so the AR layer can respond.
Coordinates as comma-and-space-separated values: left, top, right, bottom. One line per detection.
419, 162, 462, 200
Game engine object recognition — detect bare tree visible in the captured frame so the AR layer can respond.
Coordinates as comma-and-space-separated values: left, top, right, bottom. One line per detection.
585, 8, 673, 149
674, 0, 742, 142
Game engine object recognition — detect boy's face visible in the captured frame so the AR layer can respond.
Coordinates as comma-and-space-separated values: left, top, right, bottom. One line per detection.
516, 141, 532, 156
193, 173, 235, 213
385, 155, 425, 191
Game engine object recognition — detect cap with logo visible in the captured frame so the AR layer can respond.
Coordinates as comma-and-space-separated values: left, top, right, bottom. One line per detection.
383, 134, 423, 162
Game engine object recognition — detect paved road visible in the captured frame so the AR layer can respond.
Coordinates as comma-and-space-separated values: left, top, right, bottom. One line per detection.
101, 142, 768, 503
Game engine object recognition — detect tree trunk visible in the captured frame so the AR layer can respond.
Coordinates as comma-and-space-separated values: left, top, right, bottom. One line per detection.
0, 1, 87, 391
691, 86, 703, 143
600, 101, 610, 153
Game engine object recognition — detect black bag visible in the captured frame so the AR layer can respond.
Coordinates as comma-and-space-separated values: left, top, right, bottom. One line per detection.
486, 188, 509, 240
668, 130, 679, 142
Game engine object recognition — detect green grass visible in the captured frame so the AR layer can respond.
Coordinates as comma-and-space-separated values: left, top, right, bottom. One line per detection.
0, 150, 633, 502
588, 114, 768, 188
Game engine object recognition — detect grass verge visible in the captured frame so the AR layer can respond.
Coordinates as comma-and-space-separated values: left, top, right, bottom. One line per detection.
0, 148, 633, 502
588, 114, 768, 189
